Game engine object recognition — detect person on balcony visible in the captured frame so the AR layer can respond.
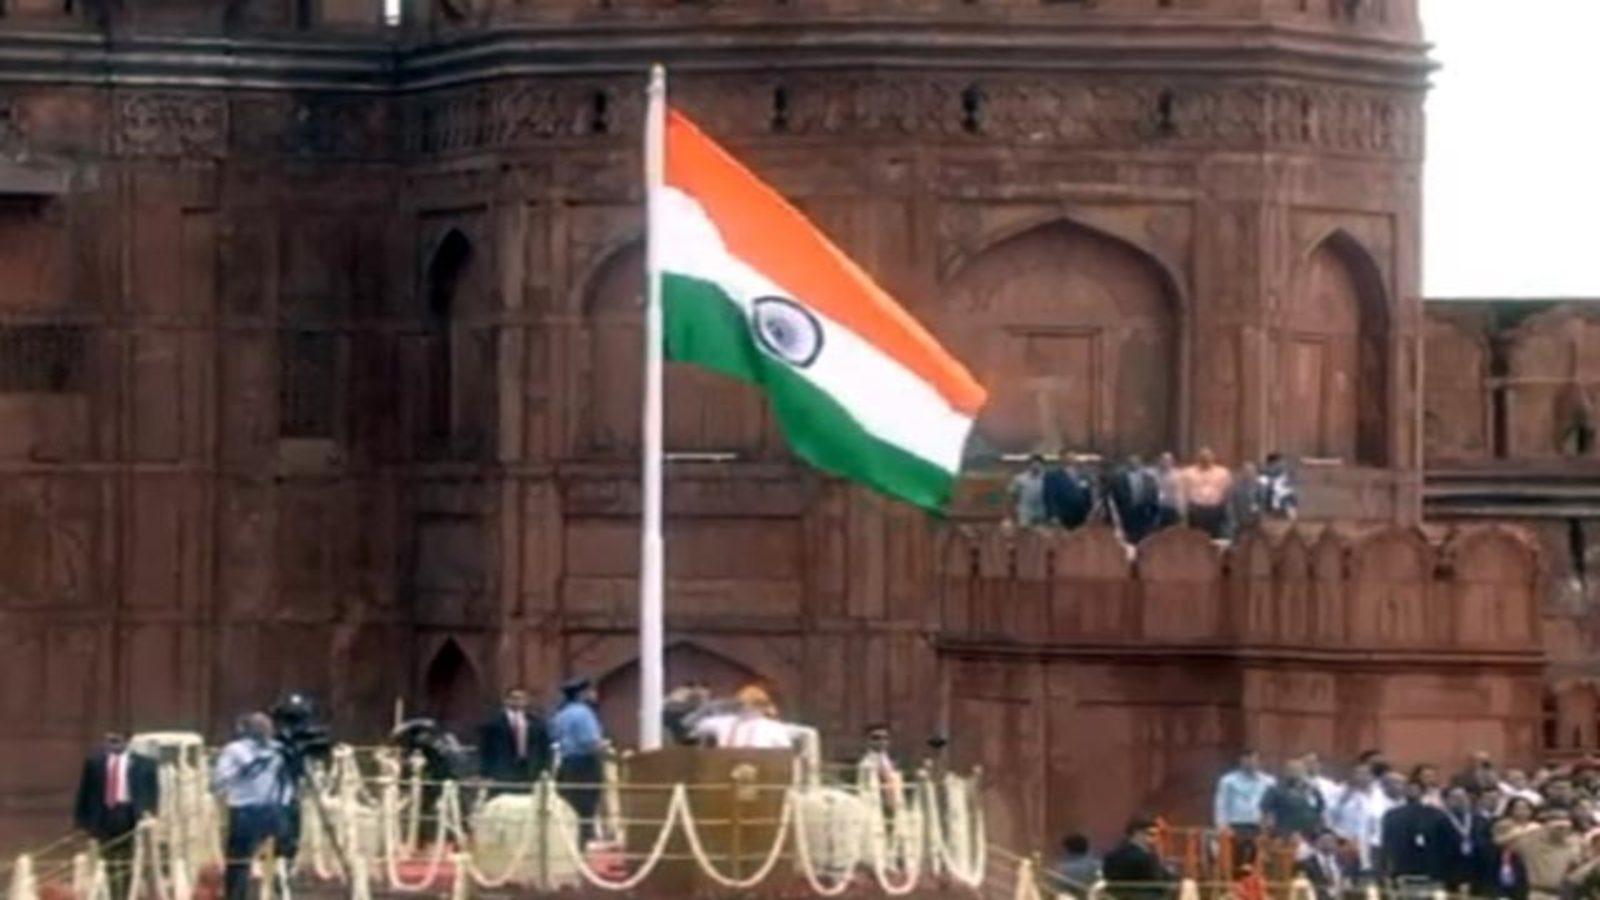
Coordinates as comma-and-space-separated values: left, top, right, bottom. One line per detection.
1043, 455, 1095, 529
1152, 453, 1185, 532
1108, 455, 1160, 545
1260, 453, 1300, 520
1009, 455, 1048, 527
1180, 448, 1232, 539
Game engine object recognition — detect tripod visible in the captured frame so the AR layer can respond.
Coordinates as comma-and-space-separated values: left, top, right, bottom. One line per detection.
271, 755, 353, 892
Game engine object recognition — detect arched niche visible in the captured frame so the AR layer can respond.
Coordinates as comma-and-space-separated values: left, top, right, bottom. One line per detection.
1504, 306, 1600, 459
1349, 527, 1432, 647
581, 242, 768, 457
594, 641, 770, 750
1049, 525, 1133, 640
1226, 528, 1276, 643
1280, 231, 1389, 466
422, 637, 483, 738
420, 228, 494, 457
944, 219, 1181, 458
1134, 527, 1220, 642
1444, 526, 1539, 648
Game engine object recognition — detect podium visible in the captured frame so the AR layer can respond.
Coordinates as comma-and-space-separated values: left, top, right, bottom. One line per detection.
621, 747, 796, 893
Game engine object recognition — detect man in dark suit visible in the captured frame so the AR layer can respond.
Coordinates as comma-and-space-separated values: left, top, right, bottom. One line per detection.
478, 687, 549, 792
1297, 829, 1354, 900
1102, 816, 1175, 900
74, 733, 159, 900
1380, 777, 1451, 890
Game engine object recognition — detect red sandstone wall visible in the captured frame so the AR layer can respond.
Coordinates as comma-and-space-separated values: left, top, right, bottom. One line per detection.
0, 0, 1434, 853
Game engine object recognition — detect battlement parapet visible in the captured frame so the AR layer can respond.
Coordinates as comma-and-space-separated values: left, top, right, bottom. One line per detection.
936, 523, 1543, 658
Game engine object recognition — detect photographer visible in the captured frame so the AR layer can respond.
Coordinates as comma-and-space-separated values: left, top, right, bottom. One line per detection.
269, 693, 332, 867
212, 713, 288, 900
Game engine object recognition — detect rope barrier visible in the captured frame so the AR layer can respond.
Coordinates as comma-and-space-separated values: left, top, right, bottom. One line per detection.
18, 742, 990, 900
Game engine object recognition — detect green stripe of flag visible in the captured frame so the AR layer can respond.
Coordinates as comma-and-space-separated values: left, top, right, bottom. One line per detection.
662, 272, 956, 511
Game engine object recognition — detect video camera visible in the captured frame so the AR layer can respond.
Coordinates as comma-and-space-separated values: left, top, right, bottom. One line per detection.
269, 692, 334, 775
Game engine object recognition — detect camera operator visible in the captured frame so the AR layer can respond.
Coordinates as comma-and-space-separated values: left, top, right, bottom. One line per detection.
212, 712, 288, 900
268, 692, 336, 870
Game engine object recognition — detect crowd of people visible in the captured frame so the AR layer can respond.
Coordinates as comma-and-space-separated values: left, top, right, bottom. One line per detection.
1008, 449, 1300, 543
1055, 750, 1600, 900
71, 678, 916, 900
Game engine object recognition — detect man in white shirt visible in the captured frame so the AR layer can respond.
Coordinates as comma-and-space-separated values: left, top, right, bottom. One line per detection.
1303, 752, 1344, 809
212, 713, 288, 900
1328, 764, 1383, 875
690, 685, 795, 749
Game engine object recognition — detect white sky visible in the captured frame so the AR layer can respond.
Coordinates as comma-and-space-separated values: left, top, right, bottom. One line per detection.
1424, 0, 1600, 298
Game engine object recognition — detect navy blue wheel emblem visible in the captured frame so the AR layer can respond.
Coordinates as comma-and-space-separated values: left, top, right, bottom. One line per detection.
750, 296, 824, 368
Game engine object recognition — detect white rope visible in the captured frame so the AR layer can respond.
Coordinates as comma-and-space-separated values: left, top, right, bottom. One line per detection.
924, 774, 986, 887
72, 852, 92, 900
439, 779, 552, 889
404, 754, 426, 852
791, 789, 865, 896
9, 853, 37, 900
675, 785, 796, 890
138, 819, 173, 900
1011, 857, 1044, 900
348, 848, 371, 900
169, 853, 192, 900
87, 857, 111, 900
866, 783, 924, 896
448, 852, 470, 900
379, 774, 450, 892
551, 785, 685, 891
126, 819, 147, 900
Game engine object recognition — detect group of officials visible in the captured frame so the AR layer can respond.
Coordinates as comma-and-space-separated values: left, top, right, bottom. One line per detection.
73, 677, 905, 900
1009, 449, 1299, 543
72, 677, 608, 900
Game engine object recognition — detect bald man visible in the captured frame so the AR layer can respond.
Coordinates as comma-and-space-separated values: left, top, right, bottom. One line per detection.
212, 713, 287, 900
1181, 449, 1233, 539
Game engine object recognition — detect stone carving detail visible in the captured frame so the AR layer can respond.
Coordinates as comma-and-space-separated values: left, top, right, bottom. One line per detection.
116, 93, 227, 158
231, 94, 394, 159
403, 75, 1423, 160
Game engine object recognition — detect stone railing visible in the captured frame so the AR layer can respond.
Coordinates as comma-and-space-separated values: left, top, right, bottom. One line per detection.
935, 522, 1542, 655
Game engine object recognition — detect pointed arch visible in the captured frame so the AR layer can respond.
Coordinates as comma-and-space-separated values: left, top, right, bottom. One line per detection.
1280, 229, 1390, 466
580, 241, 767, 457
591, 640, 774, 749
423, 637, 483, 737
943, 217, 1184, 458
420, 228, 481, 456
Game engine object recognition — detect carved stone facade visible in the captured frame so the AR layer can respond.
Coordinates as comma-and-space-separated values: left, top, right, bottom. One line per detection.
0, 0, 1480, 854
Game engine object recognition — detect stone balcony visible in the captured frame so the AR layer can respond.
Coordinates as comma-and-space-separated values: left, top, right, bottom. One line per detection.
934, 522, 1544, 661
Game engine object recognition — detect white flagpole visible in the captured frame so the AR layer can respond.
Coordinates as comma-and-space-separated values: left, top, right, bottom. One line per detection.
638, 64, 667, 752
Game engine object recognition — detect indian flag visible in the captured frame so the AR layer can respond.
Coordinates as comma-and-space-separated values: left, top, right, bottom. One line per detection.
654, 108, 988, 510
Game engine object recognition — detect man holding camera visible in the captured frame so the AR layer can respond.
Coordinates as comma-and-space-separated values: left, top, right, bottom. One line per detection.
212, 713, 288, 900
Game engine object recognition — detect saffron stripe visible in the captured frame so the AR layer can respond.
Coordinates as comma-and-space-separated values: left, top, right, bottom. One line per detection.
664, 108, 987, 417
663, 272, 958, 510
